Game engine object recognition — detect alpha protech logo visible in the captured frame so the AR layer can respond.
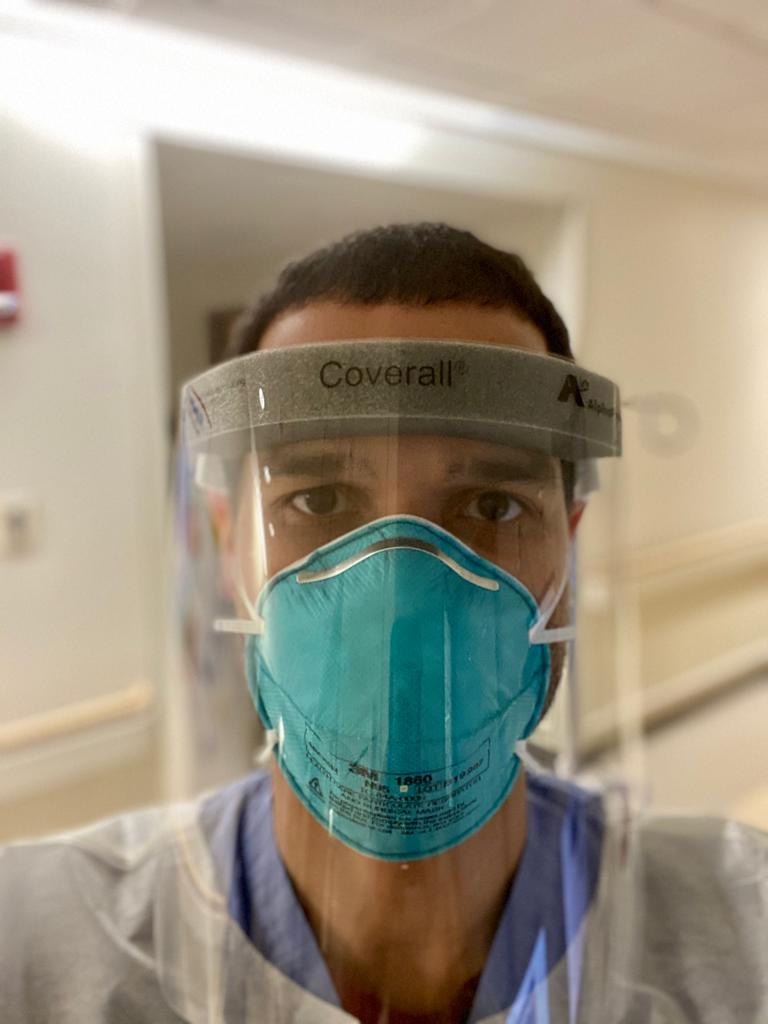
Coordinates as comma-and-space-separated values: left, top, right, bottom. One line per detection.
557, 374, 615, 418
557, 374, 589, 407
320, 359, 466, 389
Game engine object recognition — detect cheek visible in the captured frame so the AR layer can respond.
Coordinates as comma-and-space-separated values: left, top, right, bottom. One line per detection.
491, 518, 569, 604
233, 491, 269, 607
259, 518, 349, 577
235, 476, 318, 598
262, 530, 305, 578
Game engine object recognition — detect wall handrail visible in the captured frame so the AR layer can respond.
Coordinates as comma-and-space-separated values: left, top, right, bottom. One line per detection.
0, 682, 153, 754
626, 517, 768, 582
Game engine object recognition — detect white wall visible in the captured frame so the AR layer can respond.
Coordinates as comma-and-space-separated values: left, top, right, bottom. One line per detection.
0, 22, 169, 818
157, 142, 568, 400
1, 5, 766, 831
0, 118, 165, 719
584, 180, 768, 544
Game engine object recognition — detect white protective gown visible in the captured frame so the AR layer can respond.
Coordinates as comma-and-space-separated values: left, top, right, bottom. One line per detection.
0, 772, 766, 1024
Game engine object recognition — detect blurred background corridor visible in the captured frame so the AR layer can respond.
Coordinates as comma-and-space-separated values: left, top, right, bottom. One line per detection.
1, 0, 766, 841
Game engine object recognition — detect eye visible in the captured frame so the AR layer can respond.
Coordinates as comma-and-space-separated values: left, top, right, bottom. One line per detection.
289, 485, 348, 517
464, 491, 522, 523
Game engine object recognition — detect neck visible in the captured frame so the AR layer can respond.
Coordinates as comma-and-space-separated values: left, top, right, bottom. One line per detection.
271, 766, 528, 1022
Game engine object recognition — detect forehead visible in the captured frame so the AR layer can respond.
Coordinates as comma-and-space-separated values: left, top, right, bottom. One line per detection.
255, 303, 556, 491
259, 301, 548, 354
257, 435, 562, 488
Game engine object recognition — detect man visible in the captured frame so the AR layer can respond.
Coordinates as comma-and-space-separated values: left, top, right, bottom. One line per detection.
1, 224, 765, 1023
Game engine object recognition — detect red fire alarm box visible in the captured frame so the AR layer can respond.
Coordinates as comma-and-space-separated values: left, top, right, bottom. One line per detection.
0, 250, 20, 326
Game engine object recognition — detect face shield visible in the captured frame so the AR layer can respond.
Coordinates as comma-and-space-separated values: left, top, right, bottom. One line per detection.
181, 340, 620, 856
173, 338, 634, 1021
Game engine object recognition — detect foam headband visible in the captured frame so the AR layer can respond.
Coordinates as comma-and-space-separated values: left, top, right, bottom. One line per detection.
181, 340, 621, 461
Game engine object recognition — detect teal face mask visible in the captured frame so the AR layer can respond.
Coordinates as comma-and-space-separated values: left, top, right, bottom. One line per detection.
245, 516, 568, 861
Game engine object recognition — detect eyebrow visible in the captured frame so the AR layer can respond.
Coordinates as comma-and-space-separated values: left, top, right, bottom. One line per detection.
446, 453, 558, 483
261, 448, 557, 486
260, 452, 377, 479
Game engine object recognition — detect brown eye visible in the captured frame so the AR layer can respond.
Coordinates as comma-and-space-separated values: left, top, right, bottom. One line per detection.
290, 485, 346, 517
466, 492, 522, 523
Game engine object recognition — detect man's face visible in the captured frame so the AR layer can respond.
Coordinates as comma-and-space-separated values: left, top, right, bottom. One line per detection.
233, 302, 577, 614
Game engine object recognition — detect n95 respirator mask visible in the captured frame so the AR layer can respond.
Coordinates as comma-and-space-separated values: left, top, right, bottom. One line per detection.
245, 516, 571, 861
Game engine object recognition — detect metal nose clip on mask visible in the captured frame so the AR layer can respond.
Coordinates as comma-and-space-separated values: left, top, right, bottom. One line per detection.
244, 516, 572, 861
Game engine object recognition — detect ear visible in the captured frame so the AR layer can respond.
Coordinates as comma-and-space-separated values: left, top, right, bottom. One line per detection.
567, 500, 587, 539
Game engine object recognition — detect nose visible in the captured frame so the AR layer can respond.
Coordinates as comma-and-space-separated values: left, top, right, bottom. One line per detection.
378, 483, 443, 525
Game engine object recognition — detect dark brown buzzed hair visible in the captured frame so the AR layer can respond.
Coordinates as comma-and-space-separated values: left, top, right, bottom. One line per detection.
229, 222, 574, 361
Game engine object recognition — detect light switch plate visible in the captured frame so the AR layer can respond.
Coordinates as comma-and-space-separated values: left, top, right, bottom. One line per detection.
0, 494, 41, 559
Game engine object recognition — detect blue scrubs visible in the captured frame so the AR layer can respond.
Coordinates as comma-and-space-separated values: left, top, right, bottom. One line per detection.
205, 770, 603, 1022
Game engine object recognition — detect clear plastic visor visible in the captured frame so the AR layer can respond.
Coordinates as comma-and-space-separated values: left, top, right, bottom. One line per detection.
172, 394, 639, 1021
209, 432, 573, 624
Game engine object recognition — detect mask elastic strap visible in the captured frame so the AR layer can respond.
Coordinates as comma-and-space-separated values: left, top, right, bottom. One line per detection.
214, 617, 263, 635
214, 597, 264, 636
529, 559, 575, 646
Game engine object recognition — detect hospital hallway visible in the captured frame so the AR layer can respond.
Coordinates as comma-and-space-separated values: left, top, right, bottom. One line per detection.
595, 673, 768, 832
